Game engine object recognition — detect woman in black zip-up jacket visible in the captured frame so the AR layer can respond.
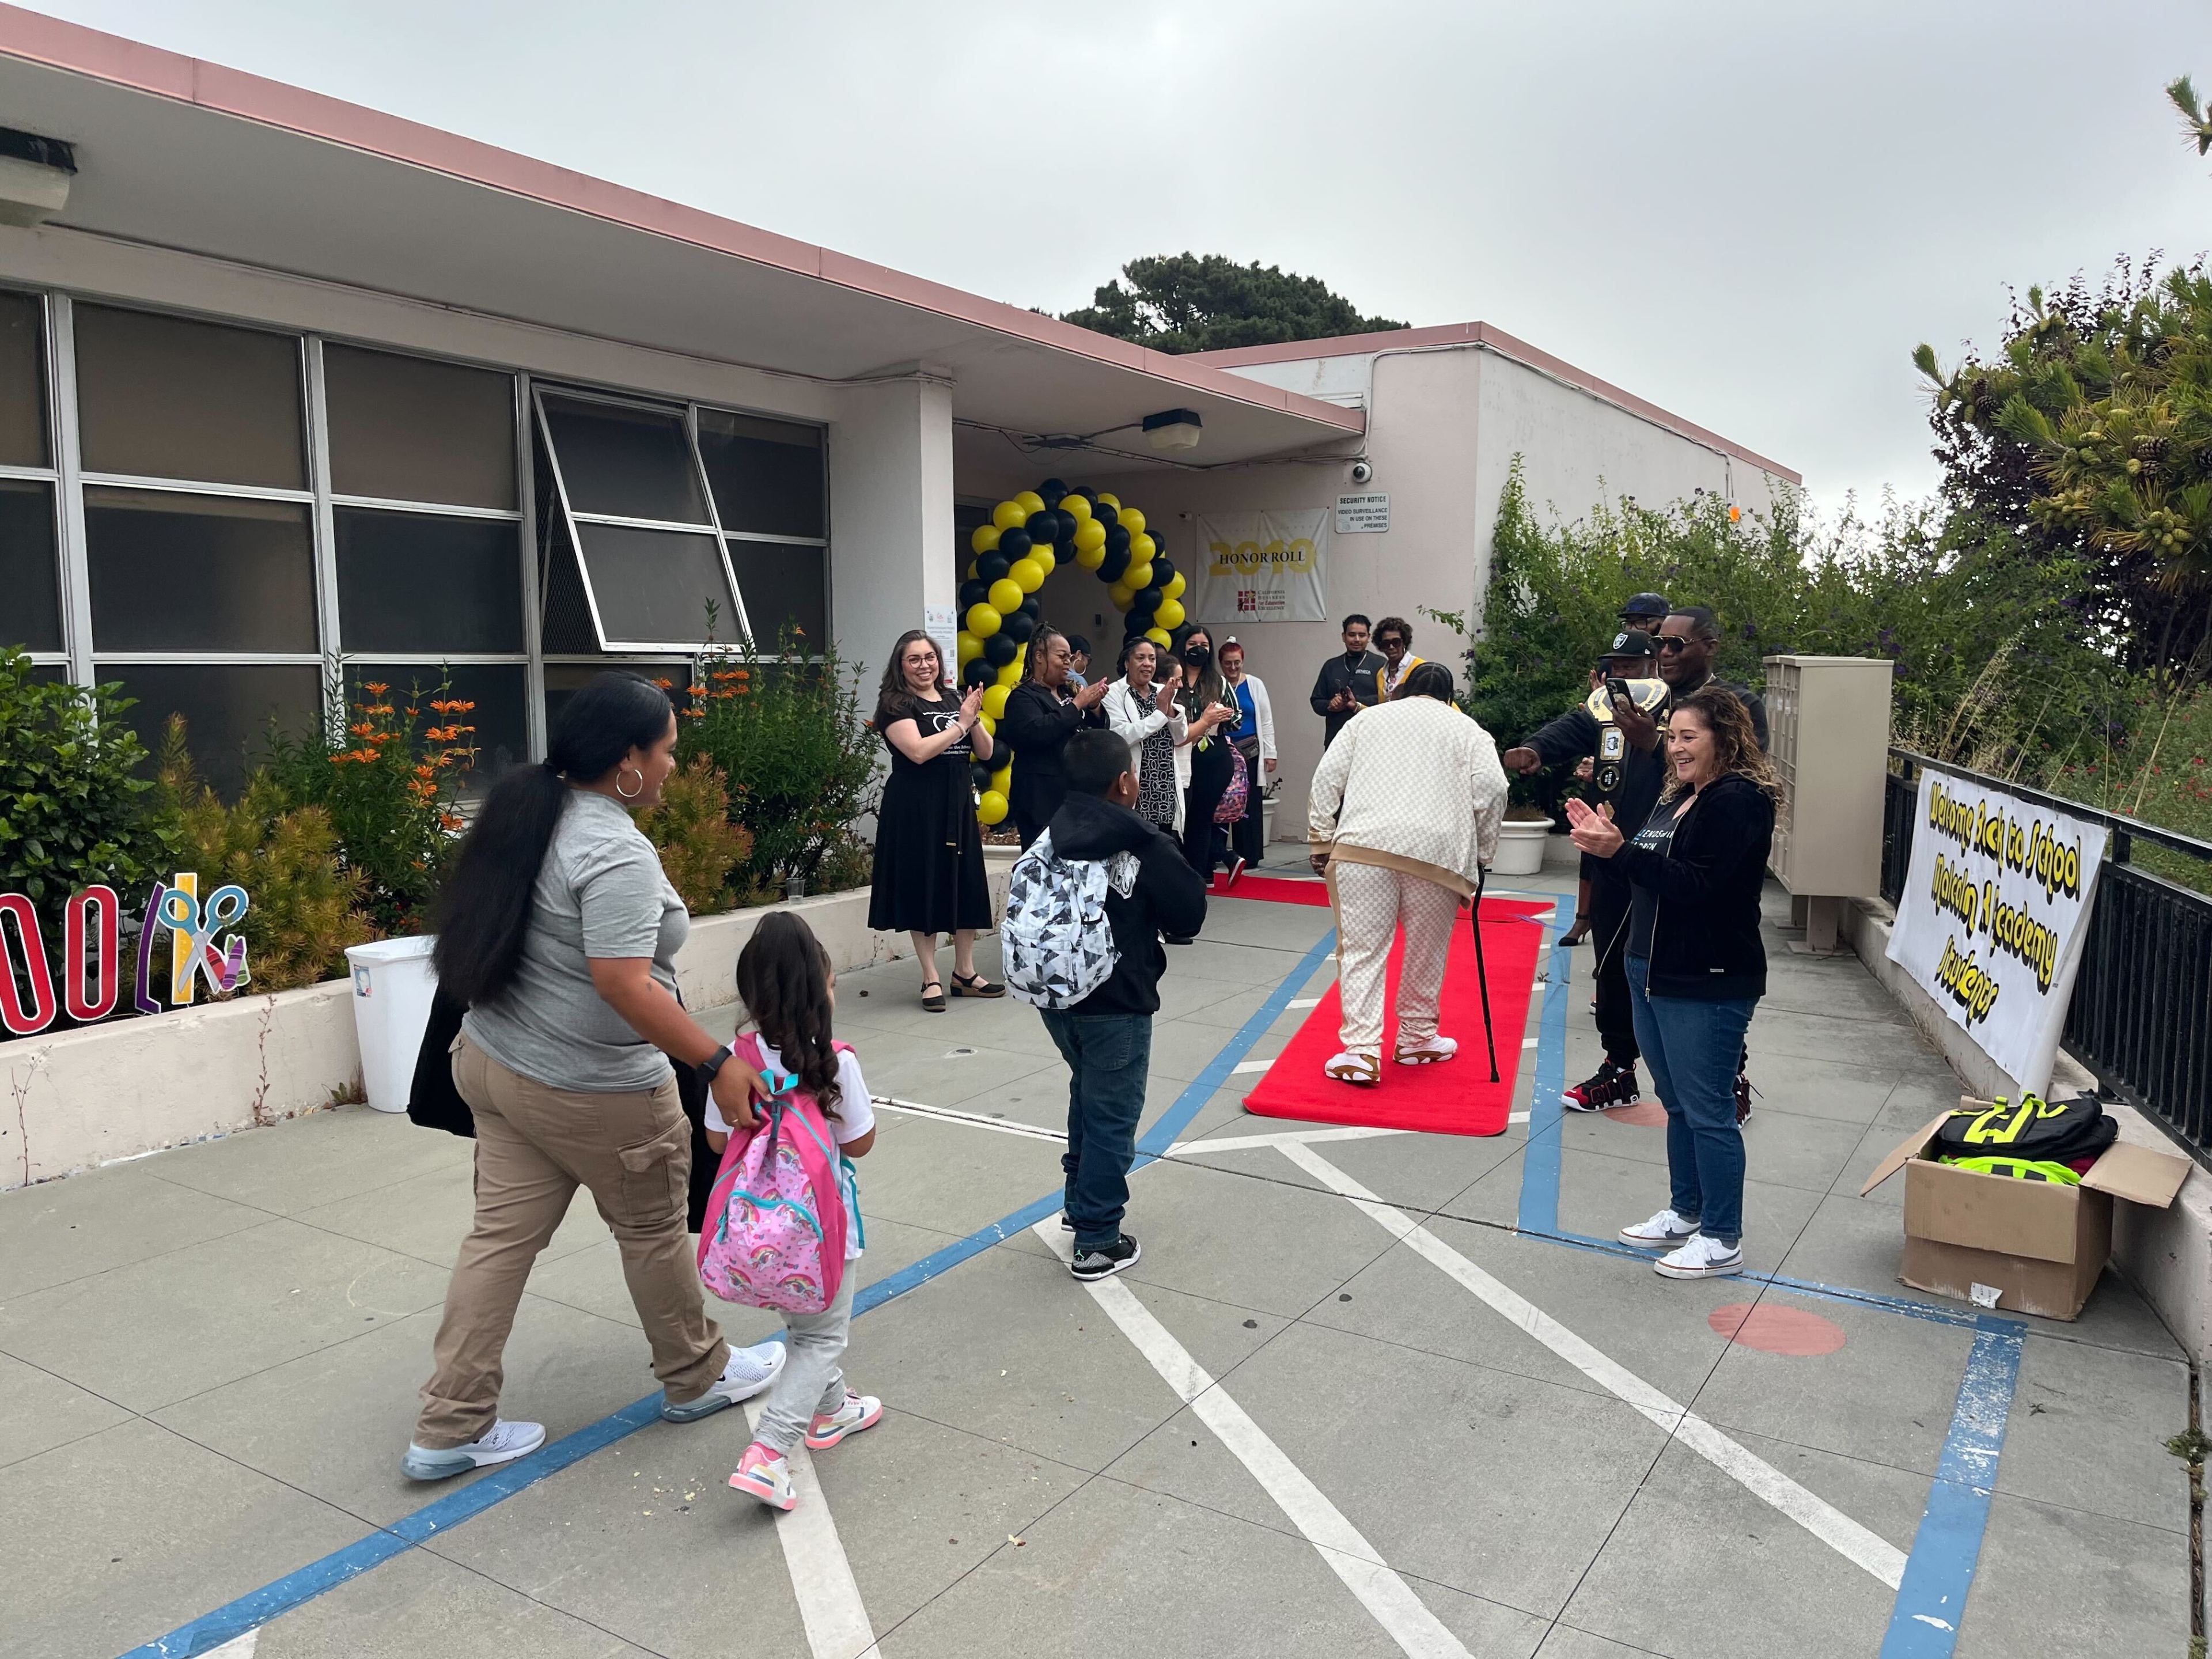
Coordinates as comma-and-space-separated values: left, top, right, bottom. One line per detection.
1566, 685, 1781, 1283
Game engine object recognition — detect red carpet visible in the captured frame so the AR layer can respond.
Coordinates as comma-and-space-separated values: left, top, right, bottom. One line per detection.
1214, 872, 1331, 906
1238, 893, 1549, 1137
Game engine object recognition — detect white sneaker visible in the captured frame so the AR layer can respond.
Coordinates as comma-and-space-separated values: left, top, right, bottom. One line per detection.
402, 1417, 546, 1481
805, 1390, 884, 1450
662, 1339, 787, 1422
1655, 1233, 1744, 1279
729, 1441, 796, 1511
1395, 1033, 1457, 1066
1324, 1049, 1380, 1086
1618, 1209, 1700, 1248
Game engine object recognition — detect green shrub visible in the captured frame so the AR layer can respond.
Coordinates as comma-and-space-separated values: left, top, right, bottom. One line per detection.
637, 755, 753, 914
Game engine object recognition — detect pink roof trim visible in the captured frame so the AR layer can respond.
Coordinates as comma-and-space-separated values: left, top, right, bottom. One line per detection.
1185, 321, 1800, 484
0, 4, 1363, 438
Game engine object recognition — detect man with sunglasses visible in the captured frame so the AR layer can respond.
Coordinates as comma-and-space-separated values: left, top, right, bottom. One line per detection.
1654, 607, 1767, 752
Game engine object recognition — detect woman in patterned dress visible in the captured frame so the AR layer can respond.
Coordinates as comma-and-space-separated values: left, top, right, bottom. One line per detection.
1101, 636, 1189, 836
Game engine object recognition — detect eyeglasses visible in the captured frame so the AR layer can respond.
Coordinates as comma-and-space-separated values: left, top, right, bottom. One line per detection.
1655, 634, 1695, 653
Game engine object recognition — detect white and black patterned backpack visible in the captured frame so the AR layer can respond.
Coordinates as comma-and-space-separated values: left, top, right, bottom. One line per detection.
1001, 830, 1142, 1009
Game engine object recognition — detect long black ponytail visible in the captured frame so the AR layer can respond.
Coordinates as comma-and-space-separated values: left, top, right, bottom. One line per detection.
433, 672, 673, 1007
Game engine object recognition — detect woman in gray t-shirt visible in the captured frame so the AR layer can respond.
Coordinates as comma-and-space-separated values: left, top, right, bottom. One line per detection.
402, 673, 786, 1483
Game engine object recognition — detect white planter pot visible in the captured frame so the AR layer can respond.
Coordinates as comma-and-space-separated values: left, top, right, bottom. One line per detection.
1490, 818, 1552, 877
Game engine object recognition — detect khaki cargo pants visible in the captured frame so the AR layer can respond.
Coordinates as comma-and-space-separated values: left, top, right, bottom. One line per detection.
414, 1034, 729, 1449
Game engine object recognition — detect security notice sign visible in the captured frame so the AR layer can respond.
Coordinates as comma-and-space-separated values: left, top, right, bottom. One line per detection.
1191, 510, 1329, 624
1885, 768, 2107, 1096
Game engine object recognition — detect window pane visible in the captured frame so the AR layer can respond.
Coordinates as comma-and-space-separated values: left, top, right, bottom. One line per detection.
106, 662, 319, 799
75, 305, 305, 489
726, 540, 827, 651
697, 410, 823, 538
0, 289, 47, 468
336, 507, 522, 653
546, 661, 691, 733
575, 522, 737, 647
0, 479, 60, 652
541, 395, 706, 523
344, 661, 527, 783
86, 488, 315, 651
325, 344, 516, 510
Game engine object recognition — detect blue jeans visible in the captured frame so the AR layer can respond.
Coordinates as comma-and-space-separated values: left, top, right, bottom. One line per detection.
1625, 956, 1755, 1247
1038, 1009, 1152, 1250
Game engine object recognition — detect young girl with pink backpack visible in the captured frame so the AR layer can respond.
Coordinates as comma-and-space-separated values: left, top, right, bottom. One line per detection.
699, 912, 881, 1510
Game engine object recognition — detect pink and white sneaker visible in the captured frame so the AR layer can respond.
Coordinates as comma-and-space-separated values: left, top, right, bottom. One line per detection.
805, 1390, 884, 1451
728, 1441, 796, 1510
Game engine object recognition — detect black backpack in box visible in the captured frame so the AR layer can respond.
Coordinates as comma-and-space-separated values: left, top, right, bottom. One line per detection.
1934, 1092, 2118, 1178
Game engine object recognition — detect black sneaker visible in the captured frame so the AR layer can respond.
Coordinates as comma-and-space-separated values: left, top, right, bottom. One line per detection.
1069, 1233, 1142, 1281
1164, 933, 1195, 945
1563, 1060, 1637, 1112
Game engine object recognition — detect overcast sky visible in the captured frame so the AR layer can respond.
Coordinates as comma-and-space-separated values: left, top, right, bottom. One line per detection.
33, 1, 2212, 517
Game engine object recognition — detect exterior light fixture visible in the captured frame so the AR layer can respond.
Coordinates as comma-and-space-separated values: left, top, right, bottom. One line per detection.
1143, 408, 1202, 453
0, 128, 75, 227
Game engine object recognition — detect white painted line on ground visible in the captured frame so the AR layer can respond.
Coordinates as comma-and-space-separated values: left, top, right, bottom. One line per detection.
1522, 1037, 1540, 1050
745, 1399, 882, 1659
870, 1096, 1065, 1143
1033, 1222, 1474, 1659
205, 1633, 257, 1658
1169, 1124, 1411, 1156
1287, 996, 1324, 1009
1230, 1059, 1272, 1075
1277, 1143, 1910, 1591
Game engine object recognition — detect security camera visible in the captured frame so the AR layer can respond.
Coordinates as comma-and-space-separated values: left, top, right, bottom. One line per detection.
1349, 461, 1374, 486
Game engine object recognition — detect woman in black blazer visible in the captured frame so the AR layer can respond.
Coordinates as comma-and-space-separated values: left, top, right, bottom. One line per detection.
1567, 684, 1781, 1283
1001, 623, 1111, 847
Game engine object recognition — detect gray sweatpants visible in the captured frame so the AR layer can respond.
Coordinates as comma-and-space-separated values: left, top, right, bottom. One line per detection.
752, 1273, 854, 1455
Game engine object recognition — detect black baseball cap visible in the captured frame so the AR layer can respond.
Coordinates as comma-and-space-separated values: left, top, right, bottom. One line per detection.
1620, 592, 1670, 621
1599, 628, 1657, 666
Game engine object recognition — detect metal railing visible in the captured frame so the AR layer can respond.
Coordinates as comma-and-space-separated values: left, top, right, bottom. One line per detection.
1883, 748, 2212, 1167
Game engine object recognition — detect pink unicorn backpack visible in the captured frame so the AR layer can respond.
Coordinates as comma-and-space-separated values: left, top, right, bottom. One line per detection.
696, 1033, 852, 1315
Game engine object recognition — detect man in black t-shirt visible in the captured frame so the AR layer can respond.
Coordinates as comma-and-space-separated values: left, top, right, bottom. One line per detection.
1308, 614, 1387, 748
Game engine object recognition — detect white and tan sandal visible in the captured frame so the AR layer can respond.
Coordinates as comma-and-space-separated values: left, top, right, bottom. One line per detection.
1324, 1050, 1381, 1086
1395, 1034, 1459, 1066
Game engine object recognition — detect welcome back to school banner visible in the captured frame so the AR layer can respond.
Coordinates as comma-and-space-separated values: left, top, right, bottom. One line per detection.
1887, 768, 2107, 1096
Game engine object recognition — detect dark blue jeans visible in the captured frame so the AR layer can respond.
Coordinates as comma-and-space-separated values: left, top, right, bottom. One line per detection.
1038, 1008, 1152, 1251
1625, 956, 1755, 1247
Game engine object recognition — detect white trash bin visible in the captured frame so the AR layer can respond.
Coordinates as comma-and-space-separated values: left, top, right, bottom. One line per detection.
344, 935, 439, 1113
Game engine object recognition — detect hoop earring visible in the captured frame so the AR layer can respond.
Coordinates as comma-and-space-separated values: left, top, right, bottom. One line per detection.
616, 765, 644, 801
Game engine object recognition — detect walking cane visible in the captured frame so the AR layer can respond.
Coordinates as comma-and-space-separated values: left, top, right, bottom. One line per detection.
1470, 866, 1499, 1082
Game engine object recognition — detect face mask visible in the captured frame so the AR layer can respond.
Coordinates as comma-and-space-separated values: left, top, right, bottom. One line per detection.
1184, 645, 1213, 671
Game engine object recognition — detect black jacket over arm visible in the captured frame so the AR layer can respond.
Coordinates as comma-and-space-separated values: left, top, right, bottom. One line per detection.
1308, 650, 1385, 745
1610, 772, 1775, 1001
1003, 680, 1106, 828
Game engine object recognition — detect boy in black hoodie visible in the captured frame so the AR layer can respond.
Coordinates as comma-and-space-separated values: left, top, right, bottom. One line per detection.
1034, 728, 1209, 1281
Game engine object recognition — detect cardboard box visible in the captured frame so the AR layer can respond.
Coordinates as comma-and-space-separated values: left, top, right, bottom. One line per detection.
1861, 1099, 2194, 1320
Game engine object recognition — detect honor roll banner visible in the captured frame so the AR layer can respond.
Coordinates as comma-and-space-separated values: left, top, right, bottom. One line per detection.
1192, 510, 1328, 624
1886, 769, 2107, 1096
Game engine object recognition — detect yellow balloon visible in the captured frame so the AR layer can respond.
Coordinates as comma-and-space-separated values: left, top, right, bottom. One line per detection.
1108, 582, 1135, 609
1118, 507, 1147, 536
1155, 597, 1185, 630
1123, 561, 1154, 593
976, 790, 1009, 826
988, 577, 1024, 615
978, 712, 996, 736
1097, 492, 1121, 509
965, 561, 978, 581
1163, 571, 1187, 601
1073, 518, 1107, 552
1009, 556, 1046, 593
1075, 543, 1107, 570
993, 499, 1028, 531
997, 656, 1024, 687
1059, 494, 1092, 521
966, 603, 1002, 638
990, 764, 1012, 794
1014, 490, 1046, 515
956, 631, 983, 666
1030, 544, 1057, 575
1145, 627, 1172, 648
1128, 532, 1156, 563
981, 683, 1011, 721
971, 524, 1002, 555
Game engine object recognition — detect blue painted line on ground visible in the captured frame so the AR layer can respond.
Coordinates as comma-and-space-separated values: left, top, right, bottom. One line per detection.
120, 922, 1339, 1659
1881, 1317, 2025, 1656
1516, 892, 1576, 1237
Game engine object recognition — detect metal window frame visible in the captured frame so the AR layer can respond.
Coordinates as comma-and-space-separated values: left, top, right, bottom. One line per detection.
516, 372, 546, 759
0, 293, 66, 665
48, 293, 92, 686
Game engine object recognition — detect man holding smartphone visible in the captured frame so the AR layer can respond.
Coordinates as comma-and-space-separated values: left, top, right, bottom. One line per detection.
1501, 630, 1670, 1113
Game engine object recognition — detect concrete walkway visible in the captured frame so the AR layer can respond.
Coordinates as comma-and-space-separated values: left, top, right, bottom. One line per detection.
0, 847, 2192, 1658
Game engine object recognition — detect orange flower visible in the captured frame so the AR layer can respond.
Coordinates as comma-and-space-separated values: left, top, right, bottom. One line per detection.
365, 682, 389, 695
348, 721, 376, 738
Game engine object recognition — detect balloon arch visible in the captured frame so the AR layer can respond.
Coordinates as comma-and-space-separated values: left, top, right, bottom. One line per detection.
956, 478, 1189, 826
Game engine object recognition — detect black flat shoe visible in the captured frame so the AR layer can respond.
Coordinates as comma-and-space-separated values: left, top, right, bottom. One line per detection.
1164, 933, 1195, 945
951, 971, 1005, 998
921, 980, 947, 1013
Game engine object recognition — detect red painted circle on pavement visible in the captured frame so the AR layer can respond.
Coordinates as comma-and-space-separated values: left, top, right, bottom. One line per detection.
1709, 1303, 1847, 1356
1601, 1099, 1668, 1127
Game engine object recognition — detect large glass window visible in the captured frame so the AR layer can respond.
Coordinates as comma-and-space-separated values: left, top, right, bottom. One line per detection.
574, 522, 739, 648
85, 488, 316, 652
324, 344, 516, 510
74, 305, 305, 490
698, 410, 823, 538
336, 509, 522, 653
344, 661, 528, 783
105, 663, 319, 798
540, 395, 707, 523
0, 479, 61, 653
0, 289, 48, 468
725, 540, 827, 649
544, 661, 691, 732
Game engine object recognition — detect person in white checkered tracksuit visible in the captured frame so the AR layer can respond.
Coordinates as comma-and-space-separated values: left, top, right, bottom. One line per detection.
1306, 662, 1508, 1086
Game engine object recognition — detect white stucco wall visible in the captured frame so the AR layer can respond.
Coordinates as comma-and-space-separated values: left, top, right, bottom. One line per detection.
827, 373, 957, 680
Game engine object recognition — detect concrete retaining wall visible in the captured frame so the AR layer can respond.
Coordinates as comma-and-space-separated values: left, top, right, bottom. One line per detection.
1841, 895, 2212, 1369
1, 850, 1015, 1191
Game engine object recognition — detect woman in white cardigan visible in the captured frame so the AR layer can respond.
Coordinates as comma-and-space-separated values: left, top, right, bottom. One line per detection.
1101, 636, 1190, 835
1219, 638, 1276, 869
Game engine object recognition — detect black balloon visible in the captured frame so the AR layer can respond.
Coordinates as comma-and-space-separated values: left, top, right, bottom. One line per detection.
1074, 484, 1099, 502
1135, 585, 1164, 613
1101, 550, 1131, 585
963, 658, 994, 687
1054, 509, 1078, 543
971, 760, 994, 789
1039, 477, 1069, 504
1127, 608, 1156, 635
1024, 510, 1058, 544
1094, 503, 1119, 529
959, 578, 988, 610
984, 632, 1018, 666
1104, 525, 1131, 554
978, 551, 1012, 582
1149, 556, 1175, 582
1018, 593, 1042, 618
1001, 611, 1036, 645
997, 528, 1031, 560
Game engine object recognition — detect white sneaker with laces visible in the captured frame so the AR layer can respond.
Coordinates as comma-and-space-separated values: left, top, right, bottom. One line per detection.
402, 1417, 546, 1482
662, 1339, 787, 1422
805, 1390, 884, 1450
1618, 1209, 1700, 1248
1654, 1233, 1744, 1279
1395, 1033, 1458, 1066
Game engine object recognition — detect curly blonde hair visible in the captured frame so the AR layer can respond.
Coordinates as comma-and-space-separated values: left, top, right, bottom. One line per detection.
1662, 685, 1785, 805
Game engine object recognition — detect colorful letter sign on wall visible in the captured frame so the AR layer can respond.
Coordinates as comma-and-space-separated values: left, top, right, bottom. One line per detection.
0, 874, 251, 1037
